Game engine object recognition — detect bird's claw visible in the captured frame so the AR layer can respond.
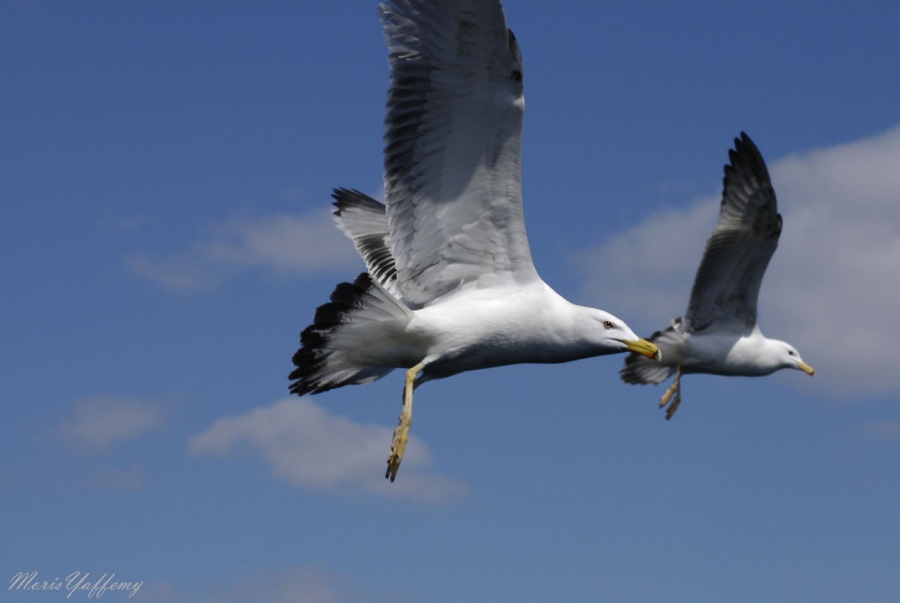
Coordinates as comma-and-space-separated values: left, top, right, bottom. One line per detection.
664, 389, 682, 420
385, 415, 411, 482
659, 368, 683, 420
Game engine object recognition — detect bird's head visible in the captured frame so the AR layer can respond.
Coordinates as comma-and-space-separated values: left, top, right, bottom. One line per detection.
775, 340, 815, 376
584, 309, 660, 360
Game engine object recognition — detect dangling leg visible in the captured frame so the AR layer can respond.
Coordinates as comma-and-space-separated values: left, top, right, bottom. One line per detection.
386, 362, 424, 482
659, 364, 683, 420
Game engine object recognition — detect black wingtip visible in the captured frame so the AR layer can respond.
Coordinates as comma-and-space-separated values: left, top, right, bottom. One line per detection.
725, 131, 772, 190
331, 187, 386, 216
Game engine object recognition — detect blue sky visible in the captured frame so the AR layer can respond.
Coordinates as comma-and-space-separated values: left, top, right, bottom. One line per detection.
3, 1, 900, 602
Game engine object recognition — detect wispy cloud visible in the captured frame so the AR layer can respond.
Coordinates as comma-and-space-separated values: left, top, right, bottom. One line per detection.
856, 420, 900, 441
131, 210, 362, 290
189, 398, 468, 504
60, 395, 165, 452
140, 564, 366, 603
577, 125, 900, 396
100, 213, 147, 232
85, 463, 148, 491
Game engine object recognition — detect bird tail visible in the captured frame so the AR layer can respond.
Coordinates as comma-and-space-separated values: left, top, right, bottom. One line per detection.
620, 322, 684, 385
289, 272, 411, 396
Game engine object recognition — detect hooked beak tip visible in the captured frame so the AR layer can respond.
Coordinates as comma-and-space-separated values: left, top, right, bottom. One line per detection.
624, 338, 661, 361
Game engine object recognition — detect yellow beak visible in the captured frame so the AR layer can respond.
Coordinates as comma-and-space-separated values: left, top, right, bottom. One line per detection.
624, 338, 661, 361
798, 361, 815, 376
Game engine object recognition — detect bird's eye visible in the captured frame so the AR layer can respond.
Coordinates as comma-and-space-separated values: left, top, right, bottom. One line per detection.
788, 350, 796, 356
602, 320, 615, 330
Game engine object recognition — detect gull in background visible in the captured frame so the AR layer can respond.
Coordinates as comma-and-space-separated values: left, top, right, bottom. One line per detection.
621, 132, 814, 419
289, 0, 659, 481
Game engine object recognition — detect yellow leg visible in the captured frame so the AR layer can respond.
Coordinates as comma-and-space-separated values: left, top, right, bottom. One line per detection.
386, 362, 424, 482
659, 364, 683, 420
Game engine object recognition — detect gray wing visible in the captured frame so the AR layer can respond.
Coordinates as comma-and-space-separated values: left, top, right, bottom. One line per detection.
331, 188, 400, 299
380, 0, 539, 307
685, 132, 782, 333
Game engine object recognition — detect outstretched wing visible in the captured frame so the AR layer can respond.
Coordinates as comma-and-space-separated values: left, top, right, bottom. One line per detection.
685, 132, 782, 333
380, 0, 539, 307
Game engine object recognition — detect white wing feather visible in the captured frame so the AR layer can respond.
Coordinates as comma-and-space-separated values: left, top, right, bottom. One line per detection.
380, 0, 539, 307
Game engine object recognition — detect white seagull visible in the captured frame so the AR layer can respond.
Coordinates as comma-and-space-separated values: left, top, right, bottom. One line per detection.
290, 0, 659, 481
620, 132, 814, 419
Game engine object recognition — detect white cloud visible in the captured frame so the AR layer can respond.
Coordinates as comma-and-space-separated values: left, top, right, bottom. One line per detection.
131, 210, 361, 290
60, 395, 165, 452
189, 398, 469, 504
577, 125, 900, 397
576, 197, 716, 323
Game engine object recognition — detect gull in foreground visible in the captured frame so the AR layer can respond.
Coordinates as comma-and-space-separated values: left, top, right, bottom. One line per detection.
620, 132, 814, 419
289, 0, 659, 481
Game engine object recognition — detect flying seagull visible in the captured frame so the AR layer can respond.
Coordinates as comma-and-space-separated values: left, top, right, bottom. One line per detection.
620, 132, 814, 419
289, 0, 660, 481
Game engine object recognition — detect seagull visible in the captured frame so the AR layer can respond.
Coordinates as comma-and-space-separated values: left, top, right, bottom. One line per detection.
289, 0, 660, 481
620, 132, 814, 419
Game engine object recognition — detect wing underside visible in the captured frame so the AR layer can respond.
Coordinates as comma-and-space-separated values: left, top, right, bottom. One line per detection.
685, 132, 782, 333
380, 0, 539, 306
